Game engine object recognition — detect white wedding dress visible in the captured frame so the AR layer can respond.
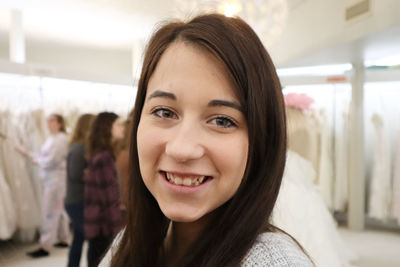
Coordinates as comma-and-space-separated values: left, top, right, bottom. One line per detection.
0, 167, 16, 240
392, 128, 400, 223
334, 110, 350, 212
0, 111, 41, 242
368, 114, 392, 220
272, 150, 357, 267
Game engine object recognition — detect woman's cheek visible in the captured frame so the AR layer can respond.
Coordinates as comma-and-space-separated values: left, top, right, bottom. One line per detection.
214, 133, 248, 173
137, 120, 164, 171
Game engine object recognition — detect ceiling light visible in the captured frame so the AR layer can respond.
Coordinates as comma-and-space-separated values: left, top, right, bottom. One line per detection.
218, 0, 242, 17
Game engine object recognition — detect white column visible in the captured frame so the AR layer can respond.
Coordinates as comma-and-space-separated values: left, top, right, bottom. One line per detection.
9, 9, 26, 64
348, 62, 365, 231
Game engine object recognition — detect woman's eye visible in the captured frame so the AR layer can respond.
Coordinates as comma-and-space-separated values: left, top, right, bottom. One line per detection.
151, 108, 177, 119
210, 116, 237, 128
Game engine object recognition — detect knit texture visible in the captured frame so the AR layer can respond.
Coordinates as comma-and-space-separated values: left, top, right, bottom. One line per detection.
100, 231, 313, 266
241, 232, 313, 266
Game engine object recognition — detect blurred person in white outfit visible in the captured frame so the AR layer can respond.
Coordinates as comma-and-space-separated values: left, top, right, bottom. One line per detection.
16, 114, 70, 258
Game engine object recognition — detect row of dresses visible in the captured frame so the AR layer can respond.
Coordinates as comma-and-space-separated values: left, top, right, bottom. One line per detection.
392, 128, 400, 223
0, 167, 16, 240
286, 106, 349, 211
368, 113, 400, 223
0, 79, 131, 241
0, 108, 96, 242
0, 107, 125, 242
282, 93, 356, 265
285, 91, 400, 225
0, 110, 44, 241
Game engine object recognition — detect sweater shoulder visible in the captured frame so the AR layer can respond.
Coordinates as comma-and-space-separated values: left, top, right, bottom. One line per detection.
242, 232, 313, 267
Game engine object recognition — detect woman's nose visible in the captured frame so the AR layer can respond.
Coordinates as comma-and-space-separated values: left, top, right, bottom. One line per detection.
165, 121, 205, 162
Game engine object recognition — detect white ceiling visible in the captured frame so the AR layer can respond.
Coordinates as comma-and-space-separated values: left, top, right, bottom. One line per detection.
1, 0, 399, 70
0, 0, 304, 50
0, 0, 175, 49
284, 23, 400, 67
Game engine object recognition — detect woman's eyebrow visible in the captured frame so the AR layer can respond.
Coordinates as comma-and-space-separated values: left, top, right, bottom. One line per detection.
147, 90, 176, 101
208, 99, 243, 113
147, 91, 243, 113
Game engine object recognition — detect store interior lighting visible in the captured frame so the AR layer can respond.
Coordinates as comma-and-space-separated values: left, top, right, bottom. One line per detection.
365, 54, 400, 67
218, 0, 242, 17
277, 64, 353, 77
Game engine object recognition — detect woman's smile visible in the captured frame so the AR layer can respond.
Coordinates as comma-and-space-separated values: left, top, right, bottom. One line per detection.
158, 171, 215, 196
163, 171, 211, 187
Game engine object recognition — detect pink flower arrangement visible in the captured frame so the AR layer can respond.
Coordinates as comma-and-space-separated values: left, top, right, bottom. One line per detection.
284, 93, 314, 111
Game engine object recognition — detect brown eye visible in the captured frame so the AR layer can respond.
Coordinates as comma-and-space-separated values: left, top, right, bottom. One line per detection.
151, 108, 177, 119
210, 116, 237, 128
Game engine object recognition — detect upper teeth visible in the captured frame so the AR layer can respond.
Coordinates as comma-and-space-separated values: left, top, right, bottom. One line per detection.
166, 173, 206, 186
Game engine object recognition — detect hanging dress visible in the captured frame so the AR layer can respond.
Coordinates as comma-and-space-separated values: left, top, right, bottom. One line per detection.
316, 109, 334, 209
391, 127, 400, 223
0, 166, 16, 239
0, 112, 41, 242
273, 150, 357, 267
334, 109, 350, 212
368, 113, 392, 221
286, 107, 321, 184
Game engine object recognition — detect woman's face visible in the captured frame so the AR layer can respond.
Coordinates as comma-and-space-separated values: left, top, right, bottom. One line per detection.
47, 115, 61, 134
137, 42, 248, 223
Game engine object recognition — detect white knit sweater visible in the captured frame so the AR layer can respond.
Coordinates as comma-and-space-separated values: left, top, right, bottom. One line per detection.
241, 232, 313, 266
100, 232, 313, 266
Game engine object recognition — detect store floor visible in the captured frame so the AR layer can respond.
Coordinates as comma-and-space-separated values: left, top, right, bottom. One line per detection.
1, 228, 400, 267
338, 228, 400, 267
0, 241, 88, 267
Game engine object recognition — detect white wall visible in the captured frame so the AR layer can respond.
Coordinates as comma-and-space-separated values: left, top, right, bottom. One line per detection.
26, 42, 132, 77
269, 0, 400, 67
0, 30, 133, 84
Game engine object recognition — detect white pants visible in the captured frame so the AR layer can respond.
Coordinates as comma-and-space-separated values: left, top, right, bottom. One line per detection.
39, 172, 69, 250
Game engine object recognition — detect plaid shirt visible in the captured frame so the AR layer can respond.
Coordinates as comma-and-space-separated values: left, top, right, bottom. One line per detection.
84, 151, 122, 239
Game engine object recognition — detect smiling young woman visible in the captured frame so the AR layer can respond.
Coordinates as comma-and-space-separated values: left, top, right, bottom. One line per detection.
137, 41, 249, 227
100, 13, 313, 267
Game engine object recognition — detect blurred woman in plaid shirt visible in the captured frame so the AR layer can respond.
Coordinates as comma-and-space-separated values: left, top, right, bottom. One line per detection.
84, 112, 124, 267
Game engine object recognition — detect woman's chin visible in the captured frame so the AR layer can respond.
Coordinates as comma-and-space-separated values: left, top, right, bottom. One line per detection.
165, 213, 201, 223
161, 208, 203, 223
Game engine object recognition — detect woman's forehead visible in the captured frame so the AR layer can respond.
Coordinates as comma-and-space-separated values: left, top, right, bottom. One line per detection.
146, 42, 238, 103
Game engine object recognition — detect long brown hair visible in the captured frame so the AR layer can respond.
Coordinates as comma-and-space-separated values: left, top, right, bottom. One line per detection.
69, 113, 95, 146
111, 13, 287, 266
87, 112, 119, 159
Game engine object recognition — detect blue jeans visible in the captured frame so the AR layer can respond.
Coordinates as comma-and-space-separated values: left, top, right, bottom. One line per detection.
65, 203, 85, 267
